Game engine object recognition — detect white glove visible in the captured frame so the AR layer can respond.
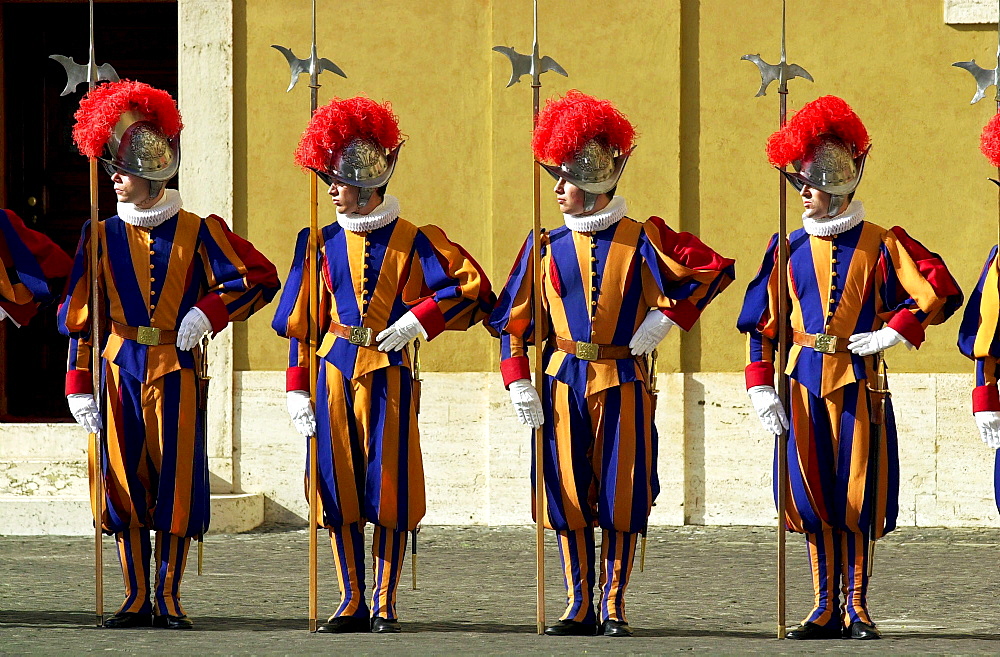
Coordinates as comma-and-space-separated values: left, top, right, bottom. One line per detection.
629, 309, 677, 356
975, 411, 1000, 449
375, 310, 427, 352
0, 305, 8, 323
508, 378, 544, 429
176, 307, 212, 351
68, 393, 103, 434
748, 385, 789, 435
286, 390, 316, 438
848, 327, 909, 357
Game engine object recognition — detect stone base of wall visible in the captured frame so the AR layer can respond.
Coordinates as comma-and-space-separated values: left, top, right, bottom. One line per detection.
1, 371, 993, 534
235, 371, 999, 529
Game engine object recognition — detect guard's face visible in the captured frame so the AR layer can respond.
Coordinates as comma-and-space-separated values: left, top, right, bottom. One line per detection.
110, 170, 151, 205
554, 177, 586, 215
800, 185, 831, 219
329, 182, 361, 214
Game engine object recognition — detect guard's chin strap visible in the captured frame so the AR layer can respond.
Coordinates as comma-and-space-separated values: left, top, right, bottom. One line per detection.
358, 187, 377, 210
148, 179, 166, 202
583, 191, 599, 213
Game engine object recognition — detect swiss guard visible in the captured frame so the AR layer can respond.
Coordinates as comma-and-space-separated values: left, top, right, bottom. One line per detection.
958, 115, 1000, 493
489, 91, 735, 637
272, 97, 494, 634
0, 208, 72, 325
59, 80, 280, 629
739, 95, 963, 640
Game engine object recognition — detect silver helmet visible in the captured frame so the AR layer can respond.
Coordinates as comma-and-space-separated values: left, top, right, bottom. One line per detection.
540, 139, 634, 212
99, 110, 180, 199
781, 135, 869, 217
313, 138, 403, 210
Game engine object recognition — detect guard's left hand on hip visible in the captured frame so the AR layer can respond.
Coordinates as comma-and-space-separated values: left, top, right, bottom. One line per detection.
176, 307, 212, 351
629, 309, 676, 356
847, 327, 908, 356
376, 310, 427, 352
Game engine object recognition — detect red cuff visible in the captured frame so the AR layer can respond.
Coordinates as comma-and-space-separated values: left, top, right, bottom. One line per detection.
887, 310, 925, 348
195, 294, 230, 335
973, 385, 1000, 413
500, 356, 531, 388
65, 370, 93, 396
286, 366, 310, 393
745, 361, 775, 390
411, 298, 446, 340
660, 300, 701, 332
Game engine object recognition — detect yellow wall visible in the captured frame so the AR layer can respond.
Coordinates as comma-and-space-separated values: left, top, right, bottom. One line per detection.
236, 0, 997, 376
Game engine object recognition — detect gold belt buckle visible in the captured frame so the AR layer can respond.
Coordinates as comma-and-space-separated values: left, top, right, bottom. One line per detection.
136, 326, 161, 346
813, 333, 837, 354
576, 341, 599, 362
349, 326, 373, 347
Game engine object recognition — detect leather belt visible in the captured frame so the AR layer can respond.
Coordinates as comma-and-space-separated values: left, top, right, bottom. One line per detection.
554, 336, 632, 362
110, 321, 177, 346
792, 329, 849, 354
330, 321, 375, 347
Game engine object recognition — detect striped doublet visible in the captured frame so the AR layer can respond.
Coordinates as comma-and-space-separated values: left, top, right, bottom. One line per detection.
738, 220, 962, 538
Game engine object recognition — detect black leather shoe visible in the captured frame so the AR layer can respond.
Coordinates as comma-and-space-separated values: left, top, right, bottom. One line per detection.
544, 619, 597, 636
600, 619, 633, 637
316, 615, 370, 633
371, 617, 402, 633
102, 611, 152, 628
152, 614, 193, 630
785, 621, 842, 640
845, 621, 881, 640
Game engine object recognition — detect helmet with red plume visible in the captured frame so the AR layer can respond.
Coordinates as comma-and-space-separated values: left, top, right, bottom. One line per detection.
295, 97, 404, 210
766, 95, 870, 217
532, 90, 636, 212
72, 80, 182, 199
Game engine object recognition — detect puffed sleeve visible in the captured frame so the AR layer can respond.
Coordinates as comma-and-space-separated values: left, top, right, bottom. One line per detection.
487, 230, 551, 388
639, 216, 736, 331
401, 225, 495, 339
736, 233, 783, 390
958, 246, 1000, 412
57, 220, 104, 395
877, 226, 963, 349
195, 214, 280, 334
0, 208, 72, 325
271, 227, 332, 392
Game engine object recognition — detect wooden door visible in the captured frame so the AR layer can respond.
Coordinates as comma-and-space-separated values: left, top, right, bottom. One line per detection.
1, 0, 177, 420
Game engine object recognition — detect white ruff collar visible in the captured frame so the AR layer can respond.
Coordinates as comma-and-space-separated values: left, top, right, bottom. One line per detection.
563, 196, 628, 233
802, 200, 865, 237
337, 195, 400, 233
117, 189, 182, 228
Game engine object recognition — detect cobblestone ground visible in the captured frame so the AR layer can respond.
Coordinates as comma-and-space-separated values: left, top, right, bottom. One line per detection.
2, 525, 999, 654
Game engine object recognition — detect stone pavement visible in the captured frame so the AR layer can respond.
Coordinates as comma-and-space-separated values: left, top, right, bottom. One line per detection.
2, 525, 999, 654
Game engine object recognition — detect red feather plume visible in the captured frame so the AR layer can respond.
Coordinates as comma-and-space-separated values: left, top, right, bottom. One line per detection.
765, 95, 869, 167
532, 90, 635, 164
981, 114, 1000, 167
72, 80, 182, 158
294, 97, 402, 171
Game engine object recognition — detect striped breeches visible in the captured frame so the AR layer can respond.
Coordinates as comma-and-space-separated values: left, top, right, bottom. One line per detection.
114, 528, 191, 617
536, 376, 657, 533
782, 378, 898, 537
328, 522, 409, 620
95, 363, 209, 538
312, 364, 425, 531
803, 528, 873, 627
556, 527, 638, 624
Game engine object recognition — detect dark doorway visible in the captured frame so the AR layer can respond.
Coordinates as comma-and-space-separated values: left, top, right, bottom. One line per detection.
1, 0, 177, 420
